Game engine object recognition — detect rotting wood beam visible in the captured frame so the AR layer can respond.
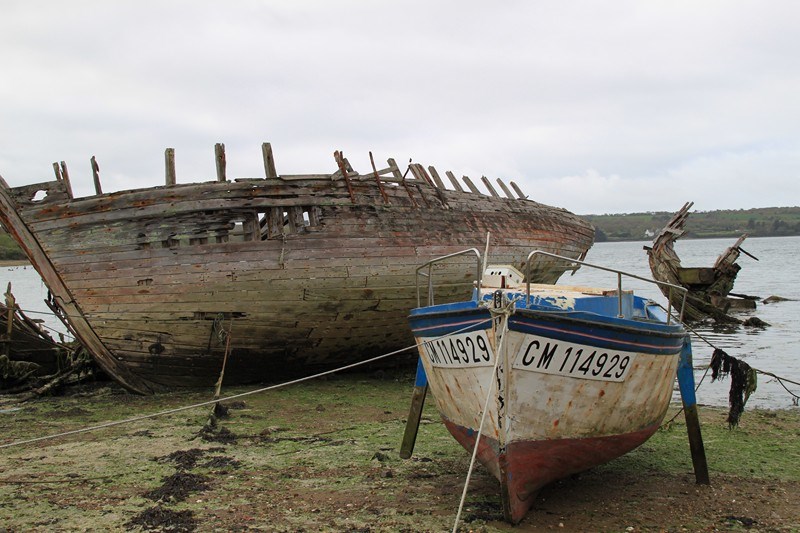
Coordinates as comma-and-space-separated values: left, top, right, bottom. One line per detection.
334, 150, 356, 203
481, 176, 500, 197
91, 156, 103, 195
510, 181, 527, 199
57, 161, 73, 199
445, 171, 464, 192
369, 151, 389, 204
165, 148, 176, 186
388, 158, 417, 207
262, 142, 278, 179
215, 143, 227, 182
427, 166, 447, 190
462, 175, 481, 194
496, 178, 515, 200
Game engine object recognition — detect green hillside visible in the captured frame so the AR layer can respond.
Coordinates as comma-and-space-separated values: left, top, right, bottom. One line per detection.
586, 206, 800, 242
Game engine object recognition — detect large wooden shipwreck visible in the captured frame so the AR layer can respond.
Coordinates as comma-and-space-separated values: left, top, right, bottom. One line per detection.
0, 144, 594, 393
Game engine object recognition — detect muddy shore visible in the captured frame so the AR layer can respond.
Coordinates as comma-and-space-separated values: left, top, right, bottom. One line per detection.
1, 374, 798, 532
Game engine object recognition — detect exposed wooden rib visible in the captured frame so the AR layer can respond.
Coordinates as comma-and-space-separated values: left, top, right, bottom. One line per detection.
59, 161, 73, 199
91, 156, 103, 195
427, 166, 447, 190
445, 171, 464, 192
388, 158, 417, 207
165, 148, 176, 186
334, 150, 356, 203
462, 175, 481, 194
262, 142, 278, 179
409, 164, 434, 187
215, 143, 226, 182
510, 181, 527, 199
496, 178, 515, 200
369, 151, 389, 204
387, 158, 403, 180
481, 176, 499, 198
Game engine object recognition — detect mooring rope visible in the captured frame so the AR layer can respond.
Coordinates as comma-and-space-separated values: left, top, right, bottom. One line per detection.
0, 316, 493, 451
452, 302, 513, 533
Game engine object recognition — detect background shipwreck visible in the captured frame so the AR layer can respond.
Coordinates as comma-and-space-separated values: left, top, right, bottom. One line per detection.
0, 144, 594, 393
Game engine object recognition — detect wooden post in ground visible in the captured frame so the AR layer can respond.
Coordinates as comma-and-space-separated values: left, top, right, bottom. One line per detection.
400, 358, 429, 459
677, 334, 710, 484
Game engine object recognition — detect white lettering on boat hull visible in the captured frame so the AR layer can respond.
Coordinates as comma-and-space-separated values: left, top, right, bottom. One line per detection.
512, 334, 636, 382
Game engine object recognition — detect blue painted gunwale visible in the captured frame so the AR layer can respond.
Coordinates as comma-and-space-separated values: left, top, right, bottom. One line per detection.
408, 292, 686, 356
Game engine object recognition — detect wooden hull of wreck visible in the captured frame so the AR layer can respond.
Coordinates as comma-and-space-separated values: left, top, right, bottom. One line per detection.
409, 292, 683, 523
0, 164, 593, 393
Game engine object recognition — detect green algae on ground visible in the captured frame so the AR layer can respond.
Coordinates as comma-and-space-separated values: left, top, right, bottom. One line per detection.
0, 374, 798, 532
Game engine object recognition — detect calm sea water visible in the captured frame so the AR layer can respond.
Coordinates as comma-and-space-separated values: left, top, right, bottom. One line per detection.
567, 235, 800, 410
2, 236, 798, 408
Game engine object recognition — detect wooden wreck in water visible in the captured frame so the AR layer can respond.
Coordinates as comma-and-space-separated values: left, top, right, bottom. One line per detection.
646, 202, 757, 323
1, 283, 63, 385
0, 144, 594, 393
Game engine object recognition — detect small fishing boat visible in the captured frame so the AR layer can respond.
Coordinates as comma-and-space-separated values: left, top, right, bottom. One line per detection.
403, 249, 698, 524
0, 144, 594, 393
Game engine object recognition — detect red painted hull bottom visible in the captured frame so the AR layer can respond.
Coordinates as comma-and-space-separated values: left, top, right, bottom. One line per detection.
442, 418, 661, 524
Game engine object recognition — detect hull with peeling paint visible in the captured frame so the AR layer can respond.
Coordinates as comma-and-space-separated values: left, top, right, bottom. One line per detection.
408, 274, 685, 523
0, 149, 594, 393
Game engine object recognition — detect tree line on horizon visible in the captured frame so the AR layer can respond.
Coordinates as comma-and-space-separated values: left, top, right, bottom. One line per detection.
586, 206, 800, 242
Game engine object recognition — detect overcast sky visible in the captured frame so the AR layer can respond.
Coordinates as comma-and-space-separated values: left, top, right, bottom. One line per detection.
1, 1, 798, 215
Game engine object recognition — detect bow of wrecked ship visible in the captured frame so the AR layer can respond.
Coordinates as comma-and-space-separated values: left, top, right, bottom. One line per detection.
0, 144, 594, 393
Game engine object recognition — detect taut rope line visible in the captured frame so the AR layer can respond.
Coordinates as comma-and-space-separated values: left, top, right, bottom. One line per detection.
0, 317, 493, 451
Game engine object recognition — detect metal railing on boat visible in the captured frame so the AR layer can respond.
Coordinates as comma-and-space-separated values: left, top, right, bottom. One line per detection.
414, 247, 689, 324
415, 248, 482, 307
524, 250, 689, 324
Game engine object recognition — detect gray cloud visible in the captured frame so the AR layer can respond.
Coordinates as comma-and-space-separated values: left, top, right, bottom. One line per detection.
1, 0, 798, 214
